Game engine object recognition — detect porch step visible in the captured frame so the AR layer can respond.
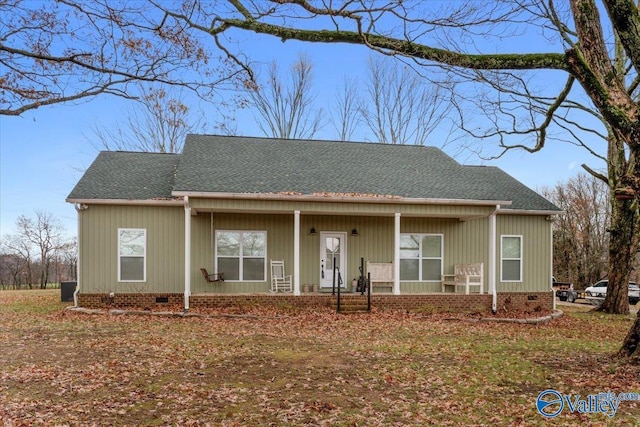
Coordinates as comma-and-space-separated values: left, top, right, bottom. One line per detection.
336, 296, 370, 314
338, 305, 369, 314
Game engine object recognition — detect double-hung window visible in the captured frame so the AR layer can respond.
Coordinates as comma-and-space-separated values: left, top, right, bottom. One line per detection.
501, 235, 522, 282
399, 234, 443, 281
216, 231, 266, 281
118, 228, 146, 282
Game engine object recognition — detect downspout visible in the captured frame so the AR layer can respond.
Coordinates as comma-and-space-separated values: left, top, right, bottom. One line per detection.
393, 213, 401, 295
184, 196, 191, 312
550, 217, 556, 311
489, 205, 499, 314
293, 210, 301, 296
73, 203, 88, 307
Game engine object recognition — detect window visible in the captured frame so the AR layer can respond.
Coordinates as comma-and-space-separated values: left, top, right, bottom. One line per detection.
118, 228, 146, 282
216, 231, 266, 281
399, 234, 443, 281
501, 235, 522, 282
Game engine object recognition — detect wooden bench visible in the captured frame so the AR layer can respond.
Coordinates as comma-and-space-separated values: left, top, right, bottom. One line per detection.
367, 261, 394, 293
441, 263, 483, 294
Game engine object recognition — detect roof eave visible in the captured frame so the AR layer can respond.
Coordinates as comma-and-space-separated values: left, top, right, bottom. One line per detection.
66, 198, 184, 206
172, 190, 513, 207
497, 208, 562, 216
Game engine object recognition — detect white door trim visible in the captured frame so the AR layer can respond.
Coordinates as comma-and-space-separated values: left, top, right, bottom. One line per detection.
319, 232, 347, 289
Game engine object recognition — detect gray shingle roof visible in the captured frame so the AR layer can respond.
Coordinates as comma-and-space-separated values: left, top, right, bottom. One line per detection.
68, 135, 559, 212
174, 135, 558, 211
67, 151, 180, 200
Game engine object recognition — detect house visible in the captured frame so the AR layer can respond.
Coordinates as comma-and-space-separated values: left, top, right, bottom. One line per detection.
67, 135, 560, 312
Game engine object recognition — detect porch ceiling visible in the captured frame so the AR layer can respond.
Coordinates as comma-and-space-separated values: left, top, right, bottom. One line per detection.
189, 196, 505, 220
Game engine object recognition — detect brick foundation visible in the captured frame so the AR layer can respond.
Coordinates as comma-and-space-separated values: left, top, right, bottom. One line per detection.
77, 291, 553, 314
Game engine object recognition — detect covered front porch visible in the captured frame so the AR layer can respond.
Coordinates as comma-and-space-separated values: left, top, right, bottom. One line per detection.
182, 194, 507, 310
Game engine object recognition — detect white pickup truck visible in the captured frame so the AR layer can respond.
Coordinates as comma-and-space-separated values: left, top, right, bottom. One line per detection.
584, 280, 640, 306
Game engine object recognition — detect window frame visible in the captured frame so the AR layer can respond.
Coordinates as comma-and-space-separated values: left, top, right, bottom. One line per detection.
117, 228, 147, 282
500, 235, 523, 282
399, 233, 443, 282
215, 230, 267, 282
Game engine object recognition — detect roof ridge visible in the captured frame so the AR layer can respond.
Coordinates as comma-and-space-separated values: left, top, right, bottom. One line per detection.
100, 150, 181, 156
186, 134, 443, 149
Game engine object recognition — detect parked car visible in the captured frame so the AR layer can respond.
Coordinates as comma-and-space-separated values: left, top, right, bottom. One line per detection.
584, 280, 639, 305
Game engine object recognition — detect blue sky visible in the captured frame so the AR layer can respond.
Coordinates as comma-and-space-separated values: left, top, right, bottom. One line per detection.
0, 33, 605, 240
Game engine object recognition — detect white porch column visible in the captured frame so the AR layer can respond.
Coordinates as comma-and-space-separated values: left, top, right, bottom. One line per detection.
488, 206, 498, 313
73, 203, 88, 307
184, 197, 192, 311
394, 212, 401, 295
293, 210, 301, 296
549, 218, 556, 311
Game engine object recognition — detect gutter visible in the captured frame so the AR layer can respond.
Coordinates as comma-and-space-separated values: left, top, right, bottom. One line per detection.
172, 190, 513, 207
497, 208, 562, 216
66, 198, 183, 206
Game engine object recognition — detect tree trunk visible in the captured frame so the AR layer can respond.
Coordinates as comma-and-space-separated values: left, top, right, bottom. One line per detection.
618, 311, 640, 363
598, 134, 637, 314
597, 197, 634, 314
618, 141, 640, 361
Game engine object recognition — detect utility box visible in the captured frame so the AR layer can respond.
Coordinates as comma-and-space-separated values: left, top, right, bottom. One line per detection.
60, 281, 77, 302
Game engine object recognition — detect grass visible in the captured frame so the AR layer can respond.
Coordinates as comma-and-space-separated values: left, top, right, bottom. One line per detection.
0, 290, 639, 426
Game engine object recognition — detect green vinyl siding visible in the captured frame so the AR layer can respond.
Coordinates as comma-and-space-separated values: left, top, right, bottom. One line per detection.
496, 215, 551, 292
190, 213, 213, 293
78, 204, 552, 295
197, 213, 395, 293
189, 213, 395, 292
301, 215, 394, 287
78, 205, 184, 294
400, 217, 489, 293
192, 213, 291, 293
400, 215, 552, 293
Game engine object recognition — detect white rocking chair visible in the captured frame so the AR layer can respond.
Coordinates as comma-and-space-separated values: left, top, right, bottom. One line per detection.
270, 260, 292, 292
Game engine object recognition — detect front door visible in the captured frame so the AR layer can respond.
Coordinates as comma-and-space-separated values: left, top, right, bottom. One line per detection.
319, 232, 347, 289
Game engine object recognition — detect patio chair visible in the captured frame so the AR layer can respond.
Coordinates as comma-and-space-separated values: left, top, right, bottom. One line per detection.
200, 268, 224, 283
270, 260, 292, 292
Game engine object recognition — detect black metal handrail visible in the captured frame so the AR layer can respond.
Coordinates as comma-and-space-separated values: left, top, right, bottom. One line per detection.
332, 256, 344, 312
335, 257, 371, 313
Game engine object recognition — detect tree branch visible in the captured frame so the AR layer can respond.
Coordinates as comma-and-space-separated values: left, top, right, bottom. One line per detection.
221, 17, 569, 71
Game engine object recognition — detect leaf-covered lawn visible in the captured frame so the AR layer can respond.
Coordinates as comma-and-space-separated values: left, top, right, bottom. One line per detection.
1, 291, 638, 426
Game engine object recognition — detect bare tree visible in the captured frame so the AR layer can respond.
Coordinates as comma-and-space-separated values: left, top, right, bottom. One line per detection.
542, 173, 611, 288
90, 85, 206, 153
1, 0, 246, 116
0, 253, 28, 289
1, 232, 35, 288
330, 76, 360, 141
59, 237, 78, 282
359, 56, 452, 145
247, 54, 322, 139
13, 212, 67, 289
